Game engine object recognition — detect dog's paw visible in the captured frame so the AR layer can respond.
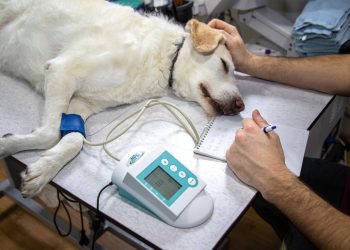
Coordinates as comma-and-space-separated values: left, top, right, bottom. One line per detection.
21, 161, 56, 198
21, 172, 46, 198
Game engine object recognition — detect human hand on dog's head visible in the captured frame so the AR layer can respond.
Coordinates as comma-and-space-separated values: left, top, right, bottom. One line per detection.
208, 19, 254, 73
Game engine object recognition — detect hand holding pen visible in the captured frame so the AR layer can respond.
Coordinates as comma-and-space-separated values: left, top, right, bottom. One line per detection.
226, 110, 286, 193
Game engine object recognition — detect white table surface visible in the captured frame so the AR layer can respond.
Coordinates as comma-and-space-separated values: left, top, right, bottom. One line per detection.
0, 71, 332, 249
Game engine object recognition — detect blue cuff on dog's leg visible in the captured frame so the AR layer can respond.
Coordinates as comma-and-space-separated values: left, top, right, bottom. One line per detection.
60, 113, 86, 138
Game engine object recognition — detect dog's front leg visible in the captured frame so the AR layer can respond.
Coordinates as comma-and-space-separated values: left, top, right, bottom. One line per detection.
21, 132, 84, 197
21, 97, 94, 197
0, 61, 76, 158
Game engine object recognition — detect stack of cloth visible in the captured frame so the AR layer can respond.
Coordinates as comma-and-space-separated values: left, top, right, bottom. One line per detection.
293, 0, 350, 56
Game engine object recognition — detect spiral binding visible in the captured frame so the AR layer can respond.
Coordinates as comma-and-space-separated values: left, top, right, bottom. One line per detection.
194, 118, 216, 149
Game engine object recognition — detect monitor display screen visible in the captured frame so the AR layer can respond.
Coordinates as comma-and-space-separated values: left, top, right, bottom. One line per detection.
145, 166, 182, 200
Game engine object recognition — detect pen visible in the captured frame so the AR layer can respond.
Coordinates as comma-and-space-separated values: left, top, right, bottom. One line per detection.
262, 125, 277, 133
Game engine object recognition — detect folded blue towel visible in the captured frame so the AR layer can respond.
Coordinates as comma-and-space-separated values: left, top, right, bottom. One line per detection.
295, 29, 350, 56
294, 0, 350, 30
293, 0, 350, 56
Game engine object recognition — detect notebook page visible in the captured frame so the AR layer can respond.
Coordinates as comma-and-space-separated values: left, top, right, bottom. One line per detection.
194, 116, 241, 161
194, 116, 309, 176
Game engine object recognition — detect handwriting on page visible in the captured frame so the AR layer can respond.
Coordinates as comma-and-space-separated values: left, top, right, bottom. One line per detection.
203, 127, 235, 159
194, 116, 242, 161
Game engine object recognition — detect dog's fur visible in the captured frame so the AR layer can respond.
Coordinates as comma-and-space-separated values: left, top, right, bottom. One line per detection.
0, 0, 244, 197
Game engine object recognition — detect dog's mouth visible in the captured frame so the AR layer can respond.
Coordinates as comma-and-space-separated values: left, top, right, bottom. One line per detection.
199, 83, 245, 115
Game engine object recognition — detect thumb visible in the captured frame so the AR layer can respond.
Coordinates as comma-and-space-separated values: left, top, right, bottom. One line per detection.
252, 109, 269, 128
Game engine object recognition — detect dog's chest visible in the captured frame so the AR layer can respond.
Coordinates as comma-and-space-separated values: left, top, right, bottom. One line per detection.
76, 78, 168, 109
70, 42, 170, 103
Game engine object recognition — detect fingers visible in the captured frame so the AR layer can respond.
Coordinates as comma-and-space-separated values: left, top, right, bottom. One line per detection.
208, 19, 238, 36
239, 110, 271, 135
242, 118, 257, 131
236, 110, 271, 135
252, 109, 269, 128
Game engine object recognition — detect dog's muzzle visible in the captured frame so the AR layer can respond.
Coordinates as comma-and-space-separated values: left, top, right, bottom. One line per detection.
200, 83, 245, 115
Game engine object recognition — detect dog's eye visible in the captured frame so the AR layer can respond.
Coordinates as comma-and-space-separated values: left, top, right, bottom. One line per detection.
221, 58, 229, 74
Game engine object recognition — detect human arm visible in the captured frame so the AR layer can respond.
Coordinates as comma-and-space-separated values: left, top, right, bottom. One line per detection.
226, 110, 350, 249
208, 19, 350, 96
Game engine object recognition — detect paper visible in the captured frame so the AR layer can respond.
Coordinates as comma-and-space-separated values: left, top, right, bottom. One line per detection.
193, 116, 309, 176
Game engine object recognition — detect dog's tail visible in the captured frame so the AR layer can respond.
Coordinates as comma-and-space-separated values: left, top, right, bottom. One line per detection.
0, 0, 33, 28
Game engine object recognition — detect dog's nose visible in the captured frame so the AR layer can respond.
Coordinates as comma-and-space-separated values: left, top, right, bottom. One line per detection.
234, 96, 245, 113
222, 96, 244, 115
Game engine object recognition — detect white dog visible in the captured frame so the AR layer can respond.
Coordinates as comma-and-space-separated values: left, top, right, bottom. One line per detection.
0, 0, 244, 197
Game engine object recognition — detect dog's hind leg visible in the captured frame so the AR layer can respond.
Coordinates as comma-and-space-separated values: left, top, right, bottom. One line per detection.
0, 61, 77, 158
21, 97, 94, 197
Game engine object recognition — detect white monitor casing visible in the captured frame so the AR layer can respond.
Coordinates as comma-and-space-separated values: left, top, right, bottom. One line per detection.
111, 147, 214, 228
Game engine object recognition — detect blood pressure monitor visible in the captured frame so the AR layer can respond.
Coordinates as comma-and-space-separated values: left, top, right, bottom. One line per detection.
111, 148, 214, 228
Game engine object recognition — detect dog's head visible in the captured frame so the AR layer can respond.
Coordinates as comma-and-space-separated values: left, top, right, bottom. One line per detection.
172, 19, 244, 116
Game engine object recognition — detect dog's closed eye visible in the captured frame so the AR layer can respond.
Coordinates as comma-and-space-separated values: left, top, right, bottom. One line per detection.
220, 58, 229, 74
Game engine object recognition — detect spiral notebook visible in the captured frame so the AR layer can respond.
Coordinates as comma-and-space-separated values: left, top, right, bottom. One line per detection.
193, 116, 309, 176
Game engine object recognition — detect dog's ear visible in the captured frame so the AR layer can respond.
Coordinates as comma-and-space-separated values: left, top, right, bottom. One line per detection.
185, 19, 224, 54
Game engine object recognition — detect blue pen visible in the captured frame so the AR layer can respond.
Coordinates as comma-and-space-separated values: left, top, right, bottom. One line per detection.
262, 125, 277, 133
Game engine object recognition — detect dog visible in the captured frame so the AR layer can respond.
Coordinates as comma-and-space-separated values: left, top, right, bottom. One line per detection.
0, 0, 244, 198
